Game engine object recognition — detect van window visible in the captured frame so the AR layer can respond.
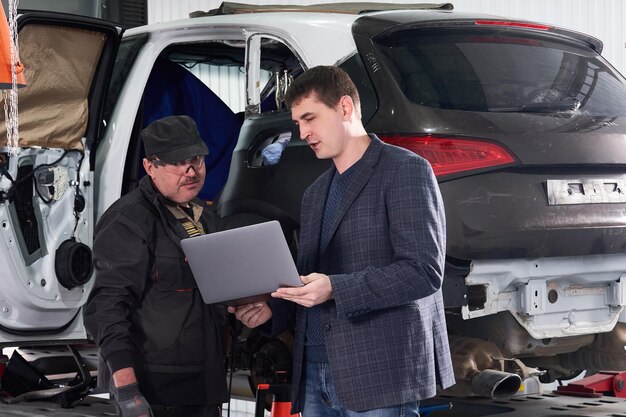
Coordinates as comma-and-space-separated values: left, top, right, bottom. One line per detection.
102, 34, 148, 133
123, 41, 248, 200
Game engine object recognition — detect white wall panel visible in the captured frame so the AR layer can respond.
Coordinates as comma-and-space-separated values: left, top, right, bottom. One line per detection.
186, 66, 247, 113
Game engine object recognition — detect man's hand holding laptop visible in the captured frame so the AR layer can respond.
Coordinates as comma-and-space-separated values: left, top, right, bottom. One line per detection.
228, 272, 333, 327
272, 272, 333, 307
227, 302, 272, 328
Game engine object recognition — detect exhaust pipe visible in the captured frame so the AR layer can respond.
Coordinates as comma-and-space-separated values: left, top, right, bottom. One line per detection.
447, 335, 524, 398
470, 369, 522, 398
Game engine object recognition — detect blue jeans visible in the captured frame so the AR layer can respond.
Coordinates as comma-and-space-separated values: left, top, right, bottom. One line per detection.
302, 361, 420, 417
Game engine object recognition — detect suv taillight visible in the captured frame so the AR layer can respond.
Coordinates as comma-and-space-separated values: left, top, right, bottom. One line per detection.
381, 135, 515, 177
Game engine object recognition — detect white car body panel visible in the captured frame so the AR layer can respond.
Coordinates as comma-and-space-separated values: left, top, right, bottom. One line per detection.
97, 14, 358, 218
462, 254, 626, 339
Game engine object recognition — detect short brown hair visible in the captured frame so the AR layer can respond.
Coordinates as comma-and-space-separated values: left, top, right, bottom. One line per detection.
285, 66, 360, 112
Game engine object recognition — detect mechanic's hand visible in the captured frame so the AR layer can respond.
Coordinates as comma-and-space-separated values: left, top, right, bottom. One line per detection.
271, 273, 333, 307
113, 383, 153, 417
228, 302, 272, 328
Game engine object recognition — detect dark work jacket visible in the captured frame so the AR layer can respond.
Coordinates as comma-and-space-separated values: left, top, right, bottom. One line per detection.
83, 176, 228, 406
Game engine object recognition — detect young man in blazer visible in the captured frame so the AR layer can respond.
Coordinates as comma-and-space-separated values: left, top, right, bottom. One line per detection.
230, 66, 455, 416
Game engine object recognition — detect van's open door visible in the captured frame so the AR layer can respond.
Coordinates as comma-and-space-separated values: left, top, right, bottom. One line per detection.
0, 12, 122, 346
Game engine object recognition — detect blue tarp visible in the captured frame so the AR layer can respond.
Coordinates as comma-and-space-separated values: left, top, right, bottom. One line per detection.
142, 59, 243, 201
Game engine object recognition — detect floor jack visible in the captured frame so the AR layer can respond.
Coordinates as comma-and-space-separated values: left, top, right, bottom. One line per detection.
554, 371, 626, 398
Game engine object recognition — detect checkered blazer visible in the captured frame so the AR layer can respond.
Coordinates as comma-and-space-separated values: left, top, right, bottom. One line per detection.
271, 135, 455, 412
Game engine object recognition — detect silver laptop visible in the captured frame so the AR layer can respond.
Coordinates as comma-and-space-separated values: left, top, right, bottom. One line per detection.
181, 220, 301, 305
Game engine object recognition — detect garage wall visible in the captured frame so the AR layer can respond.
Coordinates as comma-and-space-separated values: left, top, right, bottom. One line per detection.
147, 0, 626, 76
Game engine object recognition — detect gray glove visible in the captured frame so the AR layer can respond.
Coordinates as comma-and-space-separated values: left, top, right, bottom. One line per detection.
113, 383, 153, 417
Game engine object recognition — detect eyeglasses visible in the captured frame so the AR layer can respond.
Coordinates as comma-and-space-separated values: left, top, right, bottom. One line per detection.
151, 155, 205, 174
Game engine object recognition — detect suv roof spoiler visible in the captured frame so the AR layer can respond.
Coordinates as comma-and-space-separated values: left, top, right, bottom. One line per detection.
191, 2, 454, 17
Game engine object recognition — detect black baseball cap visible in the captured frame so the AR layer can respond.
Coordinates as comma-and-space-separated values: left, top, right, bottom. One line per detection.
141, 115, 209, 164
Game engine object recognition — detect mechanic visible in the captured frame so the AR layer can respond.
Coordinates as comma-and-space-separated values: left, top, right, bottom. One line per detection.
230, 66, 455, 417
84, 115, 228, 417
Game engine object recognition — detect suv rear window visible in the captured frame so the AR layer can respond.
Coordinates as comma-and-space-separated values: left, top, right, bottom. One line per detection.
374, 27, 626, 116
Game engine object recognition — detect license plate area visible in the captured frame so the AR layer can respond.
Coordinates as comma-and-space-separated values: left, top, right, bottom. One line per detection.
547, 178, 626, 205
